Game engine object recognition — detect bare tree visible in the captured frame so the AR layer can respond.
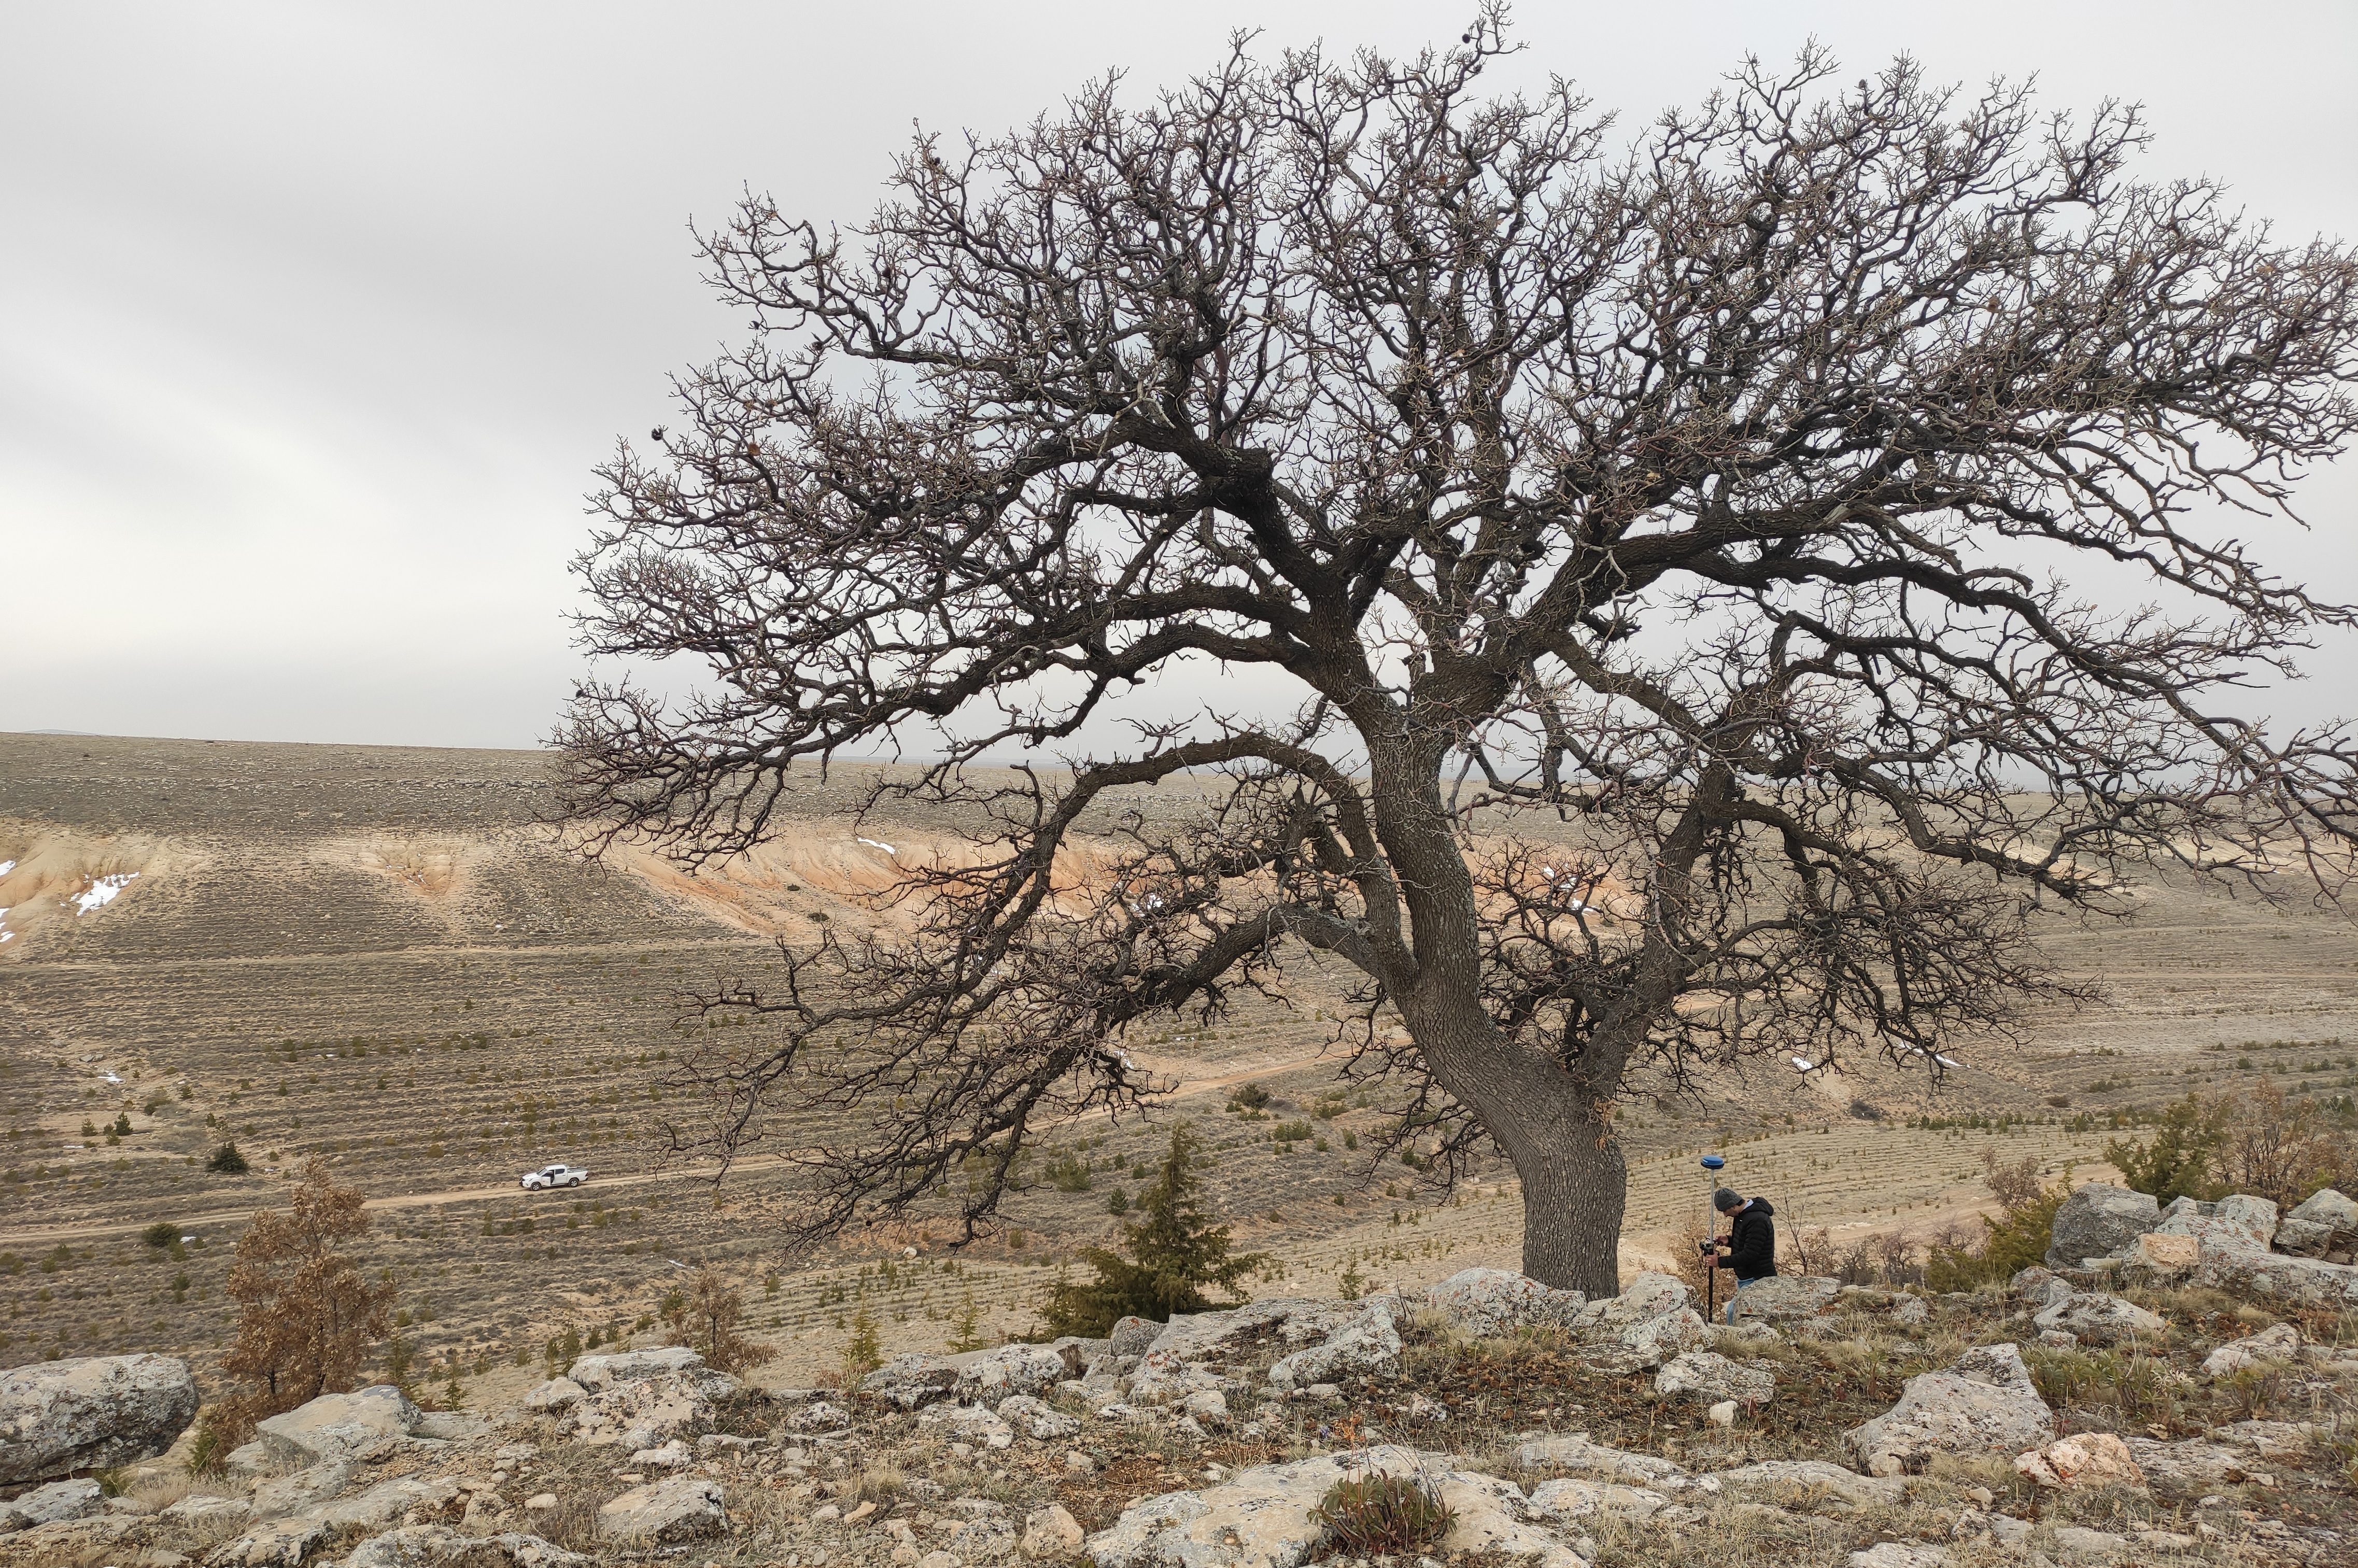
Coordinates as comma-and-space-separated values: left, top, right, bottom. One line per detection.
560, 15, 2358, 1293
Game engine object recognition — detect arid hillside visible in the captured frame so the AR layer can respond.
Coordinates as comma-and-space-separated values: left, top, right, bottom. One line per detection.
4, 731, 2357, 1393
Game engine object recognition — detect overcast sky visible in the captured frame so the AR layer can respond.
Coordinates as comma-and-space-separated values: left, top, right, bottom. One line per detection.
5, 2, 2353, 751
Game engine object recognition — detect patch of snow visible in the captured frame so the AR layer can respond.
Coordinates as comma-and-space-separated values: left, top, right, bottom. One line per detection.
1791, 1056, 1816, 1071
0, 931, 11, 943
0, 860, 15, 875
104, 1072, 121, 1084
856, 836, 898, 855
68, 872, 138, 914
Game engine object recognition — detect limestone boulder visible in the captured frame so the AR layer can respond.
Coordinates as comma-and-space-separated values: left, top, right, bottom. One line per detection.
1264, 1299, 1403, 1389
2200, 1322, 2300, 1378
1847, 1547, 1950, 1568
1578, 1272, 1688, 1331
255, 1385, 422, 1466
1423, 1268, 1587, 1338
787, 1400, 851, 1434
1725, 1274, 1839, 1323
2030, 1292, 2166, 1344
2045, 1183, 2159, 1268
1107, 1318, 1162, 1359
2273, 1188, 2356, 1259
596, 1476, 726, 1544
521, 1378, 584, 1414
918, 1403, 1015, 1449
251, 1459, 357, 1520
954, 1345, 1071, 1402
0, 1514, 136, 1567
343, 1525, 587, 1567
562, 1350, 739, 1449
1431, 1470, 1582, 1568
1510, 1432, 1690, 1489
0, 1477, 101, 1532
1523, 1476, 1673, 1520
2164, 1193, 2358, 1308
0, 1353, 200, 1484
1715, 1459, 1908, 1509
1654, 1351, 1774, 1405
1615, 1306, 1706, 1369
1843, 1344, 2055, 1474
861, 1354, 960, 1410
2122, 1437, 2265, 1497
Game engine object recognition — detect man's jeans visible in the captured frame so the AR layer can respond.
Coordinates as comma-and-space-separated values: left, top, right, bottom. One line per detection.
1722, 1275, 1759, 1324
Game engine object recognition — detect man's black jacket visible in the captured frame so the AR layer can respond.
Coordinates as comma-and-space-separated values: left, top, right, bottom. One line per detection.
1715, 1197, 1777, 1281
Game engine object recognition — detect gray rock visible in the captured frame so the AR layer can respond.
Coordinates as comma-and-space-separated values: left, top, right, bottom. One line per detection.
1614, 1306, 1705, 1369
787, 1400, 851, 1433
919, 1402, 1015, 1449
567, 1346, 704, 1389
2030, 1291, 2167, 1343
2200, 1322, 2300, 1378
563, 1353, 740, 1449
2045, 1183, 2159, 1269
521, 1378, 584, 1413
1847, 1547, 1950, 1568
0, 1353, 200, 1484
1725, 1274, 1839, 1322
1578, 1272, 1688, 1331
1510, 1431, 1689, 1488
1523, 1476, 1671, 1520
342, 1525, 587, 1567
250, 1459, 356, 1520
1085, 1446, 1578, 1568
254, 1385, 422, 1466
954, 1344, 1071, 1401
1715, 1459, 1907, 1509
2274, 1188, 2356, 1258
160, 1494, 255, 1528
1023, 1503, 1085, 1559
413, 1410, 490, 1441
1422, 1267, 1587, 1337
0, 1476, 102, 1531
1842, 1344, 2054, 1474
1107, 1318, 1162, 1359
2122, 1436, 2262, 1496
2162, 1192, 2358, 1308
862, 1354, 961, 1410
2051, 1524, 2129, 1562
1654, 1351, 1774, 1405
1265, 1300, 1403, 1389
206, 1515, 330, 1566
1953, 1508, 2031, 1545
313, 1475, 464, 1533
596, 1475, 726, 1543
998, 1395, 1082, 1440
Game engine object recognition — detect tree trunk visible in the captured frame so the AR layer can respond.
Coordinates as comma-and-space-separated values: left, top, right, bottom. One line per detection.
1514, 1129, 1629, 1298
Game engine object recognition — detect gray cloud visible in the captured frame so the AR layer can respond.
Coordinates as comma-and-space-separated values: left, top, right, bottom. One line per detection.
5, 1, 2352, 748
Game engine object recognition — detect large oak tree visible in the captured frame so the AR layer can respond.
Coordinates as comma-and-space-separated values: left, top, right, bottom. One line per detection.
561, 18, 2358, 1293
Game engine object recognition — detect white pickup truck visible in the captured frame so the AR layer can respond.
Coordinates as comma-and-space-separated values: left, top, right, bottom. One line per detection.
519, 1163, 590, 1191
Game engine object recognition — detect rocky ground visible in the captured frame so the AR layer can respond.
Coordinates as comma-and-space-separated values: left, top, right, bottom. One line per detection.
4, 1183, 2354, 1568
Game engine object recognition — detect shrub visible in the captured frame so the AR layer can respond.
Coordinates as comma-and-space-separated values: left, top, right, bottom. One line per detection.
206, 1144, 250, 1175
1041, 1126, 1269, 1336
1228, 1082, 1271, 1112
1311, 1473, 1453, 1556
142, 1221, 181, 1251
680, 1267, 775, 1375
215, 1159, 396, 1448
1925, 1158, 2071, 1290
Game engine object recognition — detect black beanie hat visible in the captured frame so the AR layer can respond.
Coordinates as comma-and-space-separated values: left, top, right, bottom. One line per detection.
1712, 1188, 1743, 1212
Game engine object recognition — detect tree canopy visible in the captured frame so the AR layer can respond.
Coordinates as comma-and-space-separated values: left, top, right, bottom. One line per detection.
561, 13, 2358, 1291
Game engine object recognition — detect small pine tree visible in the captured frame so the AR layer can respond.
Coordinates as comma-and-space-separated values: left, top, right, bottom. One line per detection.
682, 1267, 776, 1374
2106, 1093, 2232, 1205
1042, 1126, 1268, 1337
842, 1305, 882, 1379
947, 1289, 985, 1353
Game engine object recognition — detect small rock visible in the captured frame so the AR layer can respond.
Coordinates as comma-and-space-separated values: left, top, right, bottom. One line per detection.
2031, 1291, 2166, 1344
1847, 1545, 1951, 1568
790, 1400, 852, 1433
1843, 1343, 2055, 1473
1, 1477, 102, 1529
2012, 1432, 2144, 1490
1177, 1390, 1228, 1426
1722, 1274, 1839, 1323
845, 1500, 878, 1524
1021, 1503, 1083, 1559
1654, 1350, 1774, 1405
1706, 1400, 1736, 1426
2200, 1321, 2299, 1378
996, 1396, 1082, 1442
596, 1476, 726, 1544
1064, 1451, 1094, 1474
1953, 1508, 2031, 1545
2051, 1523, 2129, 1561
1890, 1295, 1929, 1325
524, 1493, 557, 1511
2038, 1330, 2079, 1348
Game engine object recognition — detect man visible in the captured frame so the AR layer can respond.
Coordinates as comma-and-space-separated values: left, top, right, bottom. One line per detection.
1704, 1187, 1776, 1323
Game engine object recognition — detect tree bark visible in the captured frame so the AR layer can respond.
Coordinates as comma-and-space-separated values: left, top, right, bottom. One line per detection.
1515, 1130, 1629, 1298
